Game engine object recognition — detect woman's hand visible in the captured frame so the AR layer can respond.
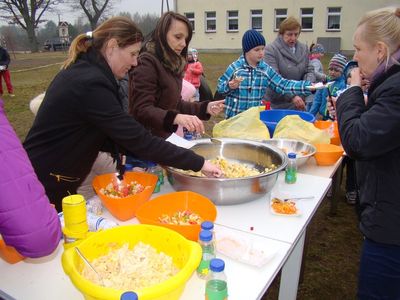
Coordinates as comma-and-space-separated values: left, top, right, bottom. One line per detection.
349, 68, 362, 87
207, 100, 225, 116
174, 114, 205, 133
201, 160, 222, 178
292, 96, 306, 110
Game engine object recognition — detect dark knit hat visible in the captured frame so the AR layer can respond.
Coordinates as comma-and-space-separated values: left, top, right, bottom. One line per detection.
242, 30, 266, 53
329, 53, 347, 72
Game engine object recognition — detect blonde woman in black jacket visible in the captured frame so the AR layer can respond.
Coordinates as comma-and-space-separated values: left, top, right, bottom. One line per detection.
335, 7, 400, 299
24, 17, 221, 211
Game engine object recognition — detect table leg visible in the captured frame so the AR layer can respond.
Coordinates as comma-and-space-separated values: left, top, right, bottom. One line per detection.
329, 160, 343, 216
278, 230, 306, 300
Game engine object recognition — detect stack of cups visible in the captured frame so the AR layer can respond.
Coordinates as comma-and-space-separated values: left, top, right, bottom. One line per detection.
62, 194, 89, 248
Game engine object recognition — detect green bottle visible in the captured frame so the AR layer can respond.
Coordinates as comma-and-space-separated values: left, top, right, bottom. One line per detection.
197, 230, 215, 279
285, 152, 297, 184
205, 258, 228, 300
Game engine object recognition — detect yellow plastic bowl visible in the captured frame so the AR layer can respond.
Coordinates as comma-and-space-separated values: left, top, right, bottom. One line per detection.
314, 144, 344, 166
62, 224, 201, 300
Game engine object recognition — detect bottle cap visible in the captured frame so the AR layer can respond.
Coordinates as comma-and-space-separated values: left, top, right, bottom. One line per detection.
120, 291, 138, 300
199, 230, 212, 242
210, 258, 225, 272
201, 221, 214, 231
288, 152, 297, 159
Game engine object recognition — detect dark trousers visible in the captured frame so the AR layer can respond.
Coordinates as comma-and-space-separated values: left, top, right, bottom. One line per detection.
358, 238, 400, 299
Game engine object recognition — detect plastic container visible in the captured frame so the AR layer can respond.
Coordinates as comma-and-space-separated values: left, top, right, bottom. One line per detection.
92, 172, 158, 221
62, 194, 89, 246
201, 221, 215, 247
120, 292, 138, 300
285, 152, 297, 184
197, 230, 215, 279
314, 120, 340, 145
0, 237, 24, 264
260, 109, 316, 137
314, 144, 344, 166
147, 162, 164, 193
205, 258, 228, 300
136, 191, 217, 241
61, 224, 201, 300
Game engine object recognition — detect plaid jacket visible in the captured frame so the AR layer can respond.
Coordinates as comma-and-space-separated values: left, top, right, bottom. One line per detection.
217, 55, 312, 118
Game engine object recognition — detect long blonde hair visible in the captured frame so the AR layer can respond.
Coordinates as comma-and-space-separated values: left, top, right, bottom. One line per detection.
358, 6, 400, 69
62, 17, 143, 69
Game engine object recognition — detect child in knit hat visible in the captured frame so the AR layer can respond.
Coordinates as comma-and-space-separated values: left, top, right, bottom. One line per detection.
308, 53, 347, 119
217, 29, 314, 118
306, 43, 327, 110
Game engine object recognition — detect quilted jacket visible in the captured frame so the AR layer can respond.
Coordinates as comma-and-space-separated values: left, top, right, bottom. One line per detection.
0, 99, 61, 258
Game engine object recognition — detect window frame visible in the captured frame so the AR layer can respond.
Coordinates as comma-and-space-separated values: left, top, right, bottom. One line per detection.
226, 10, 239, 32
184, 12, 195, 32
205, 11, 217, 33
274, 8, 288, 31
250, 9, 263, 31
300, 7, 314, 31
326, 7, 342, 31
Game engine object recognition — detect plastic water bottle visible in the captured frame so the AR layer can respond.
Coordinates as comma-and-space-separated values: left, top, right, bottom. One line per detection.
120, 291, 138, 300
197, 230, 216, 279
285, 152, 297, 184
86, 212, 118, 231
183, 127, 195, 140
147, 162, 164, 192
201, 221, 215, 247
205, 258, 228, 300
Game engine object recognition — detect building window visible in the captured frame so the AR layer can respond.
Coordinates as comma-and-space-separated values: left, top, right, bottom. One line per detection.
251, 9, 263, 31
227, 10, 239, 32
205, 11, 216, 32
274, 8, 287, 31
184, 12, 195, 32
327, 7, 341, 31
300, 8, 313, 31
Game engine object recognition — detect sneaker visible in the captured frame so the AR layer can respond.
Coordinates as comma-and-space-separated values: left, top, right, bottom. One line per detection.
9, 94, 15, 97
346, 191, 357, 205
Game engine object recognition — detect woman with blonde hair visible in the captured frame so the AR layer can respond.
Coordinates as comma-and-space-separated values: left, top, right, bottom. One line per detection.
335, 6, 400, 298
23, 16, 221, 211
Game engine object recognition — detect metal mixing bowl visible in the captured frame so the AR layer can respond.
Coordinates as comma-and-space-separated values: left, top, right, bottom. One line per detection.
165, 138, 287, 205
262, 138, 316, 167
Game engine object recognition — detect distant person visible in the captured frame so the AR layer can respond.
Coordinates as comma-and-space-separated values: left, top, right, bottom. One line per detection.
1, 99, 61, 258
0, 46, 15, 97
23, 17, 222, 211
308, 53, 347, 119
184, 48, 203, 101
129, 11, 224, 139
335, 6, 400, 299
264, 16, 316, 110
216, 29, 314, 118
305, 43, 326, 111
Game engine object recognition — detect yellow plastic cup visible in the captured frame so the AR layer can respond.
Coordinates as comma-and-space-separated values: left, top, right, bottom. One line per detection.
62, 194, 88, 234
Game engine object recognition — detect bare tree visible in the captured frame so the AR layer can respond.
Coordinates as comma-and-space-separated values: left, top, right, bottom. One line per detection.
71, 0, 119, 30
0, 0, 63, 52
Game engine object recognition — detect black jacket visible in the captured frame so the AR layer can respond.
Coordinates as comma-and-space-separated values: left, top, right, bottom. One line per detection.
24, 49, 204, 211
336, 64, 400, 246
0, 47, 10, 68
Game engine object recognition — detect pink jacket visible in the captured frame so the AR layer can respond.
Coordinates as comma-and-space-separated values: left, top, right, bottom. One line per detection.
184, 61, 203, 88
0, 99, 61, 258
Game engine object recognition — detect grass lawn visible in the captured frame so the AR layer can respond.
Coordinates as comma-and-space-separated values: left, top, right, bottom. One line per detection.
3, 51, 362, 299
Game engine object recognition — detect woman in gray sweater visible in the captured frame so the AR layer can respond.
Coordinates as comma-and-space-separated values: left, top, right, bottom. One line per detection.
264, 16, 315, 110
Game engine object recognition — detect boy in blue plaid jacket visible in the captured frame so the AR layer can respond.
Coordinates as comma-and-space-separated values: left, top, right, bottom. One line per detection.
217, 30, 313, 119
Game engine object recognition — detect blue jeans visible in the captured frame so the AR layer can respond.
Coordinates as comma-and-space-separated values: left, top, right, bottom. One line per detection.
358, 238, 400, 299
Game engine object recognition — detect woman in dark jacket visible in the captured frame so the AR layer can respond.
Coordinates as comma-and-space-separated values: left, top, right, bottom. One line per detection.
129, 12, 224, 138
335, 6, 400, 299
23, 17, 221, 212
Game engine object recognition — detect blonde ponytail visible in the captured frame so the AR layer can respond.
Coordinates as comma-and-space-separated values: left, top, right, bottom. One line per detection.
62, 34, 92, 69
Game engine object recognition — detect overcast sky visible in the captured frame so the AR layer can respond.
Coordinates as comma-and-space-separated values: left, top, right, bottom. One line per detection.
51, 0, 174, 24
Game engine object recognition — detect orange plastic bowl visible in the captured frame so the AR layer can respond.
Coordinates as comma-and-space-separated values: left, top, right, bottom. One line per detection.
0, 239, 24, 264
136, 191, 217, 241
92, 172, 158, 221
314, 120, 341, 145
314, 144, 344, 166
